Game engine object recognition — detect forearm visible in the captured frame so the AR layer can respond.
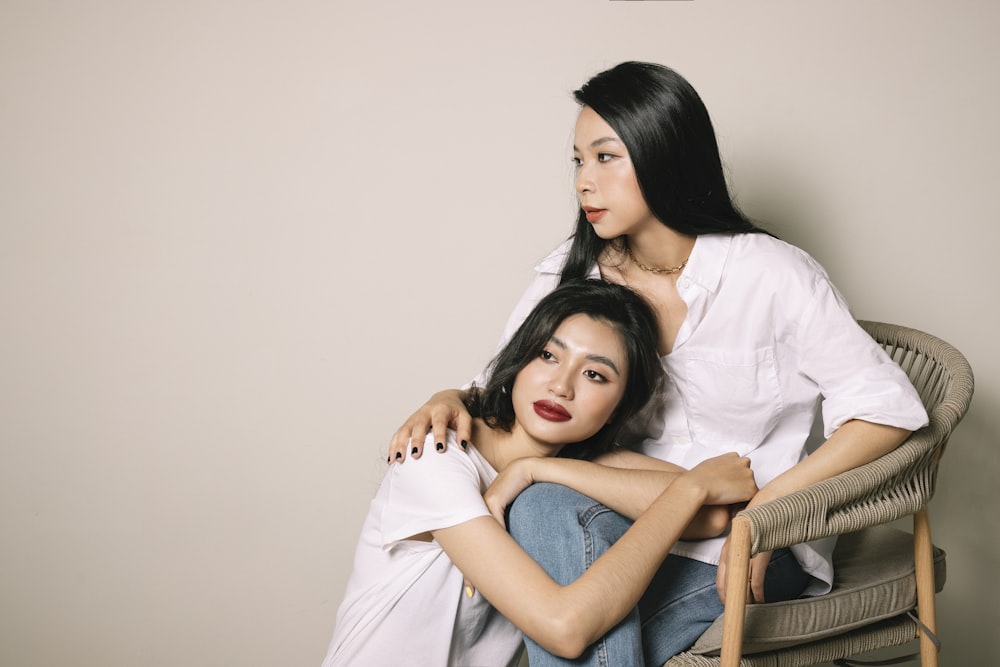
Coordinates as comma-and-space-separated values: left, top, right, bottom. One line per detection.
552, 478, 709, 654
530, 456, 682, 520
753, 419, 910, 505
446, 455, 754, 657
437, 496, 699, 659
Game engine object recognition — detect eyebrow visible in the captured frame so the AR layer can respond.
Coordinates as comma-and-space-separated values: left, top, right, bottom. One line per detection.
572, 136, 623, 152
549, 335, 622, 375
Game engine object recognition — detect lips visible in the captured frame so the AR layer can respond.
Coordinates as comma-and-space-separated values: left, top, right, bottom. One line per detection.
533, 400, 571, 422
582, 206, 606, 223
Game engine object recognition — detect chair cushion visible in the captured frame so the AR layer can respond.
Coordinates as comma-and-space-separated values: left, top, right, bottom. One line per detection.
689, 524, 946, 655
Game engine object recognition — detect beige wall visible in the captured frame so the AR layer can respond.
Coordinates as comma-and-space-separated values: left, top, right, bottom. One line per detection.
1, 1, 996, 664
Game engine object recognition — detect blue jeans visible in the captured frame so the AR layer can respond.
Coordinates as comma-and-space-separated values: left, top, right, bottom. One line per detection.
508, 483, 811, 667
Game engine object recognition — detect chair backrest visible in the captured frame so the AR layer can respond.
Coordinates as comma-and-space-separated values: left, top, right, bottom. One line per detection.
856, 321, 975, 512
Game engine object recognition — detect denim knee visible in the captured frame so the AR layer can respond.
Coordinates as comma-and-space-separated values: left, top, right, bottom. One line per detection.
508, 483, 589, 535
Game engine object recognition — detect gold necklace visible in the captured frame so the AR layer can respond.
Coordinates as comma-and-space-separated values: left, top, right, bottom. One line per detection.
625, 244, 689, 275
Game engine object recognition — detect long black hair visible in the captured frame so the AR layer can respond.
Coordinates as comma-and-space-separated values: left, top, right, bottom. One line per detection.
562, 61, 766, 283
466, 279, 662, 460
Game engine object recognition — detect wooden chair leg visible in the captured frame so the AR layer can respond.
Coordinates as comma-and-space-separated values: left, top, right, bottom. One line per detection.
720, 515, 752, 667
913, 507, 939, 667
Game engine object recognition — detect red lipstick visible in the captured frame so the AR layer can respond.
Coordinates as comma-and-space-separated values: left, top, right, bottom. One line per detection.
533, 400, 571, 422
582, 206, 606, 223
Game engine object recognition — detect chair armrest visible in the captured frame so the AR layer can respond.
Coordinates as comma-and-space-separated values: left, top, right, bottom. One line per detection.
737, 423, 952, 555
717, 427, 946, 667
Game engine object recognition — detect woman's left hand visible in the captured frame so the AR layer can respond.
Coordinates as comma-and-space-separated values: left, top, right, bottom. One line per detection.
483, 458, 539, 529
717, 534, 772, 604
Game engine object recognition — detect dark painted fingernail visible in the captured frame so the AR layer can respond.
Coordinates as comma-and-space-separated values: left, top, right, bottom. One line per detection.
387, 456, 391, 463
461, 440, 468, 449
411, 447, 418, 455
395, 452, 402, 460
436, 442, 444, 451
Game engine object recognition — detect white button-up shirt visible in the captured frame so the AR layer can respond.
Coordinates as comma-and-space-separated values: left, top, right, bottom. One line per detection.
484, 233, 928, 593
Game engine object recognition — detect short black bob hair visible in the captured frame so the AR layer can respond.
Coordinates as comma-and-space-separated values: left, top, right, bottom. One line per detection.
466, 279, 662, 460
562, 61, 766, 283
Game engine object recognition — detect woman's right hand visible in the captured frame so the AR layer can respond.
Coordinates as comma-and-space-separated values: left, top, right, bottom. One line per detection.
387, 389, 471, 462
686, 453, 758, 506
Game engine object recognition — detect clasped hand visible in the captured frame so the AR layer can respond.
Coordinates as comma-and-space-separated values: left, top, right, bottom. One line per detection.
483, 458, 537, 529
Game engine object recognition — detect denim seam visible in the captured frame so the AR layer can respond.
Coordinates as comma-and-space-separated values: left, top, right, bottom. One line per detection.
580, 505, 625, 667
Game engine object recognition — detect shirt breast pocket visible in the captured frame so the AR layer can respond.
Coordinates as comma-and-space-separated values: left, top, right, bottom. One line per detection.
678, 346, 784, 455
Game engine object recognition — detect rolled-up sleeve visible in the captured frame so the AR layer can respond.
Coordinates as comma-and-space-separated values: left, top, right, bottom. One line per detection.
796, 272, 929, 438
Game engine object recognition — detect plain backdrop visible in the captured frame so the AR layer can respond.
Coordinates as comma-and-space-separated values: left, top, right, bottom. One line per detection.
1, 1, 997, 665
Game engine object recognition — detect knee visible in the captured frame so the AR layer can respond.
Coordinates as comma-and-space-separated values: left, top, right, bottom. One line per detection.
506, 483, 598, 574
507, 482, 583, 537
507, 483, 630, 544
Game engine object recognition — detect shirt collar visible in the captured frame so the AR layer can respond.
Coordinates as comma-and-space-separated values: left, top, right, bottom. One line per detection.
681, 233, 731, 294
534, 234, 734, 288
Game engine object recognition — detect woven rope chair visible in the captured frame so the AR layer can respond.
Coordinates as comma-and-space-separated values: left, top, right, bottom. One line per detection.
664, 321, 974, 667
